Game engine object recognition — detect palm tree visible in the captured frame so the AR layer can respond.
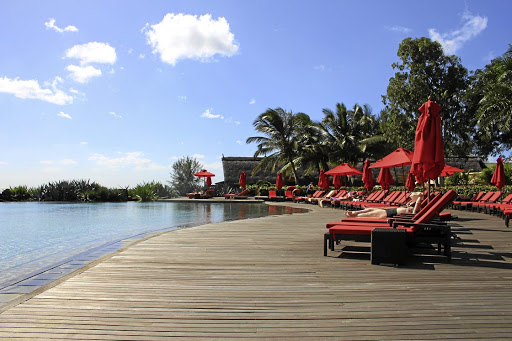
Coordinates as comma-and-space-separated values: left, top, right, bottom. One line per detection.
246, 108, 302, 185
477, 44, 512, 152
319, 102, 360, 164
293, 112, 330, 176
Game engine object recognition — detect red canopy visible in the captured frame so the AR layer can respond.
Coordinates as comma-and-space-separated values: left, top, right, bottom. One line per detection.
440, 164, 465, 177
276, 172, 284, 190
377, 167, 394, 190
239, 171, 247, 189
369, 147, 414, 169
362, 159, 375, 192
405, 169, 416, 192
325, 163, 362, 176
194, 170, 215, 177
333, 175, 342, 189
491, 157, 505, 189
411, 99, 445, 183
318, 169, 329, 191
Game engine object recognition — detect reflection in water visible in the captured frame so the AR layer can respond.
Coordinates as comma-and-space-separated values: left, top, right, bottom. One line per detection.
0, 202, 307, 287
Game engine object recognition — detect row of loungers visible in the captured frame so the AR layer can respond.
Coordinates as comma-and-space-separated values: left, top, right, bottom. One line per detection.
323, 190, 458, 263
452, 190, 512, 227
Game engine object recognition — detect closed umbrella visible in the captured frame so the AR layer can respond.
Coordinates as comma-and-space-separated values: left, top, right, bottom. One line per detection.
239, 171, 247, 189
333, 175, 342, 189
377, 167, 394, 190
491, 157, 505, 189
411, 98, 445, 183
206, 176, 212, 187
318, 169, 329, 191
405, 170, 416, 192
276, 172, 284, 191
362, 159, 375, 192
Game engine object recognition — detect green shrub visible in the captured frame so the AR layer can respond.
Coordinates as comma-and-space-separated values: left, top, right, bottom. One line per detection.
130, 182, 158, 202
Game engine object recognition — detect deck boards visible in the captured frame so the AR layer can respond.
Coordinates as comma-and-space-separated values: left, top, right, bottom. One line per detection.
1, 203, 512, 339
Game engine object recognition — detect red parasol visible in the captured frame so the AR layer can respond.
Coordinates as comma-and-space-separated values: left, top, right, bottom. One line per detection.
194, 169, 215, 188
411, 99, 445, 183
362, 159, 375, 192
405, 169, 416, 192
440, 164, 465, 177
239, 171, 247, 189
377, 167, 394, 190
491, 157, 505, 189
318, 169, 329, 191
333, 175, 342, 189
276, 172, 284, 190
194, 169, 215, 177
369, 147, 414, 169
325, 163, 362, 176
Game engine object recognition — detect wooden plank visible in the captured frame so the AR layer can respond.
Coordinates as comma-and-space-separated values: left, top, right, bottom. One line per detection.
1, 204, 512, 339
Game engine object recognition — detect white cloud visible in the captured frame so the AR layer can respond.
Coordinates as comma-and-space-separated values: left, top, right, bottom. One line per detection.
386, 25, 412, 34
45, 18, 78, 33
59, 159, 77, 165
193, 154, 205, 159
40, 160, 54, 165
0, 161, 8, 165
429, 10, 487, 54
314, 65, 326, 72
249, 98, 256, 105
109, 111, 123, 119
66, 64, 102, 83
203, 161, 222, 172
145, 13, 239, 66
0, 76, 73, 105
89, 152, 151, 168
177, 95, 187, 101
236, 140, 242, 145
57, 111, 72, 119
80, 141, 88, 145
65, 42, 117, 65
201, 108, 224, 119
138, 53, 145, 59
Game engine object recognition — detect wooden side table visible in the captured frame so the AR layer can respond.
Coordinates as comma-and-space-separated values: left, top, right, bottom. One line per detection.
371, 228, 408, 265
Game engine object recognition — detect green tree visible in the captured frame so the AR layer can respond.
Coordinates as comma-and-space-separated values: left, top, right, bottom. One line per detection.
246, 108, 302, 185
168, 156, 203, 196
469, 44, 512, 156
381, 37, 473, 156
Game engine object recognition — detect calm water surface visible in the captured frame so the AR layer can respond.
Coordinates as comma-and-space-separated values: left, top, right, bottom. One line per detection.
0, 201, 306, 286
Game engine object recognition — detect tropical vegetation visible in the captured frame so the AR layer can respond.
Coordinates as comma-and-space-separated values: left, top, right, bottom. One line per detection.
247, 38, 511, 185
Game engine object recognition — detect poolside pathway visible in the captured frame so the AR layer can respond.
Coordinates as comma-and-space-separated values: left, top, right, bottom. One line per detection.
1, 202, 512, 340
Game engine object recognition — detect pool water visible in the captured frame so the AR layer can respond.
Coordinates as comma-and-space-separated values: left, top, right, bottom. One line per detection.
0, 201, 306, 287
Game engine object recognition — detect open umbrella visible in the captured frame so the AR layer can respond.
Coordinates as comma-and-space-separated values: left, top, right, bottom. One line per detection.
377, 167, 394, 190
239, 171, 247, 189
405, 169, 416, 192
318, 169, 329, 191
370, 147, 414, 185
325, 163, 363, 176
362, 159, 375, 192
440, 164, 465, 177
194, 169, 215, 188
411, 98, 445, 183
369, 147, 414, 169
491, 156, 505, 189
276, 172, 284, 191
333, 175, 342, 189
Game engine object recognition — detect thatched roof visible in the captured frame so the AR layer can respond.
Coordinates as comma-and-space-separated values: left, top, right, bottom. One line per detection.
223, 155, 488, 187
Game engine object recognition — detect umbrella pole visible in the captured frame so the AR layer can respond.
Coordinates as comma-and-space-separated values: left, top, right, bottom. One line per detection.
402, 165, 405, 188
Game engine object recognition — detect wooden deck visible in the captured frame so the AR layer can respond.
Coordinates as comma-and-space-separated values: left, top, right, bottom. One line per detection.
1, 203, 512, 340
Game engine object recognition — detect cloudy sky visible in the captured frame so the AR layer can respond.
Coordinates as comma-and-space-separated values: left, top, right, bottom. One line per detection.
0, 1, 510, 188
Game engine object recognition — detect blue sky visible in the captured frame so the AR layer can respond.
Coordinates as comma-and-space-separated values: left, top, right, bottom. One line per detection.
0, 1, 510, 188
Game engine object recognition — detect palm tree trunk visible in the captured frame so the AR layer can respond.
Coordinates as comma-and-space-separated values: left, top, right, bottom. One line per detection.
289, 160, 300, 186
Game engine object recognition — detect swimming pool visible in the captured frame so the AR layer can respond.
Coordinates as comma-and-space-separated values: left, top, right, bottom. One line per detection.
0, 201, 304, 288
